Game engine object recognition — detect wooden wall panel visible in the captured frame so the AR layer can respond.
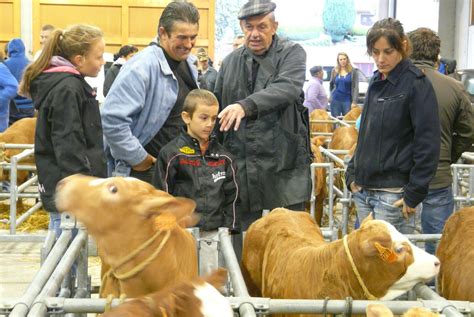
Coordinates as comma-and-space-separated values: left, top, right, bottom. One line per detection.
32, 0, 215, 58
0, 0, 21, 54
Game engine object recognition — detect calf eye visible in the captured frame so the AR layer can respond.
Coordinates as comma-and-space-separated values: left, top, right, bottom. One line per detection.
395, 246, 404, 253
108, 185, 118, 194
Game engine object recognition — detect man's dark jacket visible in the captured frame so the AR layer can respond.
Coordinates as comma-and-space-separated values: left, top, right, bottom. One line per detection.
30, 70, 107, 213
413, 60, 474, 189
214, 35, 312, 212
346, 59, 440, 208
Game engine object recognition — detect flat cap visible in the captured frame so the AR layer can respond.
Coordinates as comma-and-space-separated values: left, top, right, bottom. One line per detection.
310, 66, 323, 76
197, 49, 208, 61
238, 0, 276, 20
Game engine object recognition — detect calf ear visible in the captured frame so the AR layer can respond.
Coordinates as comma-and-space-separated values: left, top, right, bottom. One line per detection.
138, 194, 196, 221
361, 213, 374, 225
374, 242, 398, 263
205, 268, 228, 290
366, 303, 394, 317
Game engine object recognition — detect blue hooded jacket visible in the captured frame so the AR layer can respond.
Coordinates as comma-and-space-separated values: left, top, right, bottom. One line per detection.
4, 38, 34, 121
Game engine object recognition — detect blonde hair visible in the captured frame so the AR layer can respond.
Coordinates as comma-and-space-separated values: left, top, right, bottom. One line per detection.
19, 24, 103, 97
335, 52, 353, 73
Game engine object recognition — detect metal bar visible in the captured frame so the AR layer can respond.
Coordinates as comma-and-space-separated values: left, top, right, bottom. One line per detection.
328, 163, 334, 230
9, 230, 73, 317
3, 297, 469, 315
9, 154, 19, 235
0, 143, 34, 149
309, 162, 332, 220
311, 132, 334, 136
27, 230, 87, 317
218, 229, 256, 317
329, 115, 351, 127
0, 233, 46, 242
415, 283, 466, 317
17, 174, 38, 193
15, 201, 43, 227
0, 192, 40, 198
320, 146, 345, 166
327, 149, 350, 155
310, 119, 340, 123
0, 164, 37, 171
404, 234, 442, 242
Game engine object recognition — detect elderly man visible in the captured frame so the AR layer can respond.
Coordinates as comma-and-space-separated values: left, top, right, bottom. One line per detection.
101, 1, 200, 182
214, 0, 311, 231
304, 65, 328, 113
408, 28, 474, 254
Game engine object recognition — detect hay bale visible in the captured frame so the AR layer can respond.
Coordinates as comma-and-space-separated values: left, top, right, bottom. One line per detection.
0, 202, 49, 231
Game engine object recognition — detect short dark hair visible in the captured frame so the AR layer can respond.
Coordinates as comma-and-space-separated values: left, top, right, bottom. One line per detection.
158, 1, 200, 35
183, 89, 218, 117
366, 18, 411, 59
407, 28, 440, 63
114, 45, 138, 61
42, 24, 55, 31
309, 66, 323, 76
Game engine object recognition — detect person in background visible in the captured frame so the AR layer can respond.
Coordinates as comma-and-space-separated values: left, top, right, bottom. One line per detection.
408, 27, 474, 254
101, 1, 200, 183
19, 24, 107, 236
4, 39, 35, 125
214, 0, 312, 234
329, 52, 359, 117
33, 24, 55, 61
346, 18, 440, 234
197, 48, 218, 92
232, 34, 245, 50
303, 65, 328, 113
103, 45, 138, 97
0, 50, 18, 132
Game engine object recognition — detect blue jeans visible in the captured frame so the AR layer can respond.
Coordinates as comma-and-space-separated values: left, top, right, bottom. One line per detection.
421, 186, 454, 254
330, 99, 351, 117
352, 189, 416, 234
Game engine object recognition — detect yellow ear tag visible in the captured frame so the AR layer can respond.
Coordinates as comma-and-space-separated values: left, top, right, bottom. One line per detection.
374, 242, 398, 263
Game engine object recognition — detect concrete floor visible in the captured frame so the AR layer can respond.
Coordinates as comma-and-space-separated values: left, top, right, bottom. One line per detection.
0, 229, 102, 313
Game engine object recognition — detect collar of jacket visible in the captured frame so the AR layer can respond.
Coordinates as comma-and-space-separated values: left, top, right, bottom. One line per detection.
373, 59, 411, 86
411, 60, 436, 69
180, 130, 220, 157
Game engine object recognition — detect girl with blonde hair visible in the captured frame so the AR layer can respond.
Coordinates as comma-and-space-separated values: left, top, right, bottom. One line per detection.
329, 52, 359, 117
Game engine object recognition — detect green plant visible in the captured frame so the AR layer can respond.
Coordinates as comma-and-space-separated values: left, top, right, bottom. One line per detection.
322, 0, 356, 43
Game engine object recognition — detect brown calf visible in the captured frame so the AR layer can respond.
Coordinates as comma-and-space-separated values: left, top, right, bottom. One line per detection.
55, 174, 199, 298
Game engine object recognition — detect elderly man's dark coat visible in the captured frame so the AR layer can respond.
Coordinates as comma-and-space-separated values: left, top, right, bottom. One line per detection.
214, 35, 311, 212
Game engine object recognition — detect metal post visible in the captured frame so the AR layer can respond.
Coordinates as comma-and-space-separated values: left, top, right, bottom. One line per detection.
9, 154, 19, 235
9, 230, 73, 317
415, 283, 466, 317
218, 229, 257, 317
328, 162, 335, 230
27, 230, 87, 317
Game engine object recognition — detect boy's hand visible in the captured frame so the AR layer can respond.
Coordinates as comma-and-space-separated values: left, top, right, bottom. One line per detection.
218, 104, 245, 132
132, 154, 156, 172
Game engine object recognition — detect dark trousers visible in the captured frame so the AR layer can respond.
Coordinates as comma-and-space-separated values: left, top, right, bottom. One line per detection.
130, 167, 154, 184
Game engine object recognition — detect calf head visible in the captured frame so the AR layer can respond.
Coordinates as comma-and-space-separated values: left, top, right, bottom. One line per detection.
101, 268, 233, 317
55, 174, 198, 236
353, 217, 439, 300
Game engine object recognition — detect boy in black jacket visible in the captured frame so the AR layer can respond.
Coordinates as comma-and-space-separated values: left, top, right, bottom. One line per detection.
153, 89, 238, 225
152, 89, 238, 273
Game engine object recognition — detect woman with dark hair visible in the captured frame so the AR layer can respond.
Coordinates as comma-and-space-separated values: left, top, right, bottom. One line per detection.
329, 52, 359, 117
103, 45, 138, 96
345, 18, 440, 234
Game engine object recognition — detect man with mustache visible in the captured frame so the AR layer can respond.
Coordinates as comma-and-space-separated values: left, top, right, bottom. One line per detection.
102, 1, 200, 183
214, 0, 312, 237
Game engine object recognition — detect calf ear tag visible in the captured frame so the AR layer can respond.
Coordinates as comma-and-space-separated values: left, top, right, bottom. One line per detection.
374, 242, 398, 263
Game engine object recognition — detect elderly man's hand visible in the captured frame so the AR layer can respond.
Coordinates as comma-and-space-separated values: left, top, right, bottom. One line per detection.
218, 103, 246, 132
